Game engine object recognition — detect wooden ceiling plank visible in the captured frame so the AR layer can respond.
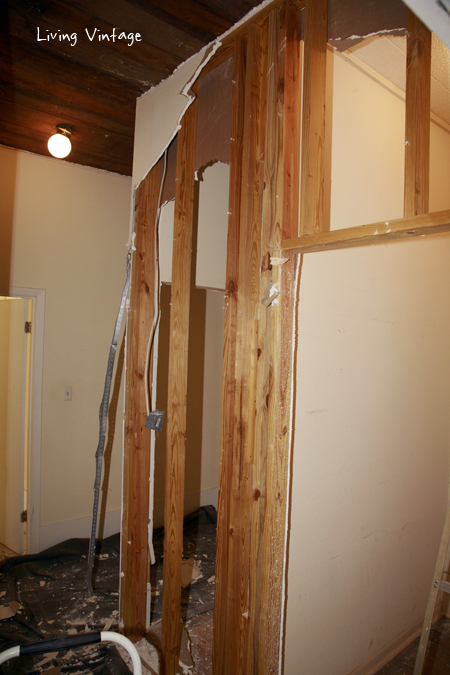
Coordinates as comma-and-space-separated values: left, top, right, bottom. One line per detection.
65, 0, 206, 62
0, 89, 135, 141
0, 125, 132, 175
0, 35, 139, 123
124, 0, 232, 42
5, 0, 183, 88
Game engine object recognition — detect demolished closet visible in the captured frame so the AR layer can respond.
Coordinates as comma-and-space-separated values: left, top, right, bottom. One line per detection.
120, 0, 450, 673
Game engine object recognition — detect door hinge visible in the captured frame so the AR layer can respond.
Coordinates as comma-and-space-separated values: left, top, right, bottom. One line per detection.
24, 321, 32, 334
21, 510, 27, 523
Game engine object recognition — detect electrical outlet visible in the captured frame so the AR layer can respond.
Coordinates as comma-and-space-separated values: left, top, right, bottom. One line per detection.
63, 386, 72, 401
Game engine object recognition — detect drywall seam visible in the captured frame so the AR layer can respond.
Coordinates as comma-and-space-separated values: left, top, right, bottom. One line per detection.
279, 254, 302, 675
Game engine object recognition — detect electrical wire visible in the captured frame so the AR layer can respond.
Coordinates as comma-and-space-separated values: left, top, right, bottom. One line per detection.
86, 197, 136, 596
144, 147, 168, 416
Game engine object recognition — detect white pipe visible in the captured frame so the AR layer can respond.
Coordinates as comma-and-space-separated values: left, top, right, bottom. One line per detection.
101, 631, 142, 675
0, 646, 20, 666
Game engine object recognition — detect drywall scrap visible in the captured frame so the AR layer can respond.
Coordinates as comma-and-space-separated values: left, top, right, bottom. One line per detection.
132, 0, 411, 193
328, 0, 408, 51
195, 57, 233, 170
132, 45, 210, 189
132, 0, 276, 191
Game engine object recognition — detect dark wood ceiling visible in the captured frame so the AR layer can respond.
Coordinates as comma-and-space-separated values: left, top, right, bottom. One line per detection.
0, 0, 263, 175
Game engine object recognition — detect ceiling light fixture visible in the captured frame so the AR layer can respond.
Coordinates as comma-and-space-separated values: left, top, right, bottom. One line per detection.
47, 124, 74, 159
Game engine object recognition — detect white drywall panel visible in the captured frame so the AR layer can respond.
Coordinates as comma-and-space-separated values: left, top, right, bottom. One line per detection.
196, 162, 229, 290
159, 200, 174, 284
132, 48, 209, 189
330, 52, 405, 230
284, 49, 450, 675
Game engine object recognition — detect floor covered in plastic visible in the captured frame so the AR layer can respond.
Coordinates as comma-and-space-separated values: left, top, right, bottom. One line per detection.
0, 506, 217, 675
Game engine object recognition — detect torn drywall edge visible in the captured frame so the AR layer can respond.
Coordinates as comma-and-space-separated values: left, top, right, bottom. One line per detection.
279, 254, 301, 675
332, 27, 407, 41
131, 0, 276, 194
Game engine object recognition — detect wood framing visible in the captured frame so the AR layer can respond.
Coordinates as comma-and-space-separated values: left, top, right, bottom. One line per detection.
213, 4, 301, 672
161, 98, 198, 675
121, 161, 161, 638
300, 0, 328, 235
122, 3, 442, 674
213, 30, 246, 675
404, 10, 431, 218
282, 210, 450, 254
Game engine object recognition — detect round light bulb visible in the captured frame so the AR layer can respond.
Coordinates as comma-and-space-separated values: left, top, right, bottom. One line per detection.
48, 132, 72, 158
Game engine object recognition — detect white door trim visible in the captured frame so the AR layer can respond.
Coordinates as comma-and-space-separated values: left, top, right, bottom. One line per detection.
0, 286, 45, 554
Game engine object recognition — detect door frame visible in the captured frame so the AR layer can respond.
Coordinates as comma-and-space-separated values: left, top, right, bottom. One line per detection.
0, 286, 45, 554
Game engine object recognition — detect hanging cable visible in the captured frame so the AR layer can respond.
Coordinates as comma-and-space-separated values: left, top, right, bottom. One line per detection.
144, 148, 168, 566
86, 197, 136, 595
86, 151, 168, 593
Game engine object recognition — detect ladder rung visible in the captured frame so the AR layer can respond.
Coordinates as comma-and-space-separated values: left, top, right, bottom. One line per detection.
439, 579, 450, 594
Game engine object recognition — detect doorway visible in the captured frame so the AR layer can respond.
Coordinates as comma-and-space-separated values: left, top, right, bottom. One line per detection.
0, 287, 44, 555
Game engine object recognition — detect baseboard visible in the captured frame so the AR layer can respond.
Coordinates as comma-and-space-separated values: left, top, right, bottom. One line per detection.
348, 607, 443, 675
152, 487, 218, 529
39, 509, 121, 552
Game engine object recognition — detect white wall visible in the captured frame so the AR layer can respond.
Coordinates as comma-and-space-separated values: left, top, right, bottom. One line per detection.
0, 145, 131, 550
284, 50, 450, 675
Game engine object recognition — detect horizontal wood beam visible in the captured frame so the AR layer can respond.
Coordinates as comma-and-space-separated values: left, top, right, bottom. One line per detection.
282, 210, 450, 254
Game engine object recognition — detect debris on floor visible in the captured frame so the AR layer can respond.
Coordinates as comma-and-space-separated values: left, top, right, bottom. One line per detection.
0, 507, 217, 675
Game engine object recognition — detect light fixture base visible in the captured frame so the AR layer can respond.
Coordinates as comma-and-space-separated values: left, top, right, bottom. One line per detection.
56, 124, 75, 137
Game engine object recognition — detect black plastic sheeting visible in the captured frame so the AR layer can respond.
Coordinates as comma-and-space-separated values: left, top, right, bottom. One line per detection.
0, 506, 217, 674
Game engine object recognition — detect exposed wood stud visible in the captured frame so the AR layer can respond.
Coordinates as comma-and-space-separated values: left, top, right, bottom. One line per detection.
231, 21, 268, 674
213, 30, 247, 675
161, 98, 198, 675
404, 10, 431, 218
213, 4, 302, 673
260, 4, 299, 672
248, 10, 280, 673
282, 0, 302, 240
300, 0, 328, 235
121, 161, 161, 639
282, 209, 450, 254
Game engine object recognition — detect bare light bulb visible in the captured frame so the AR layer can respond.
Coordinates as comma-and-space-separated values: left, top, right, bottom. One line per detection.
48, 132, 72, 158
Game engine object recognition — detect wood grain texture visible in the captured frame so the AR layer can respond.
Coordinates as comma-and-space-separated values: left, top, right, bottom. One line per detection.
161, 98, 198, 675
300, 0, 328, 235
230, 22, 268, 675
258, 7, 297, 674
282, 1, 302, 240
121, 161, 161, 639
247, 11, 279, 674
212, 32, 246, 675
404, 10, 431, 218
213, 6, 301, 673
282, 210, 450, 253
